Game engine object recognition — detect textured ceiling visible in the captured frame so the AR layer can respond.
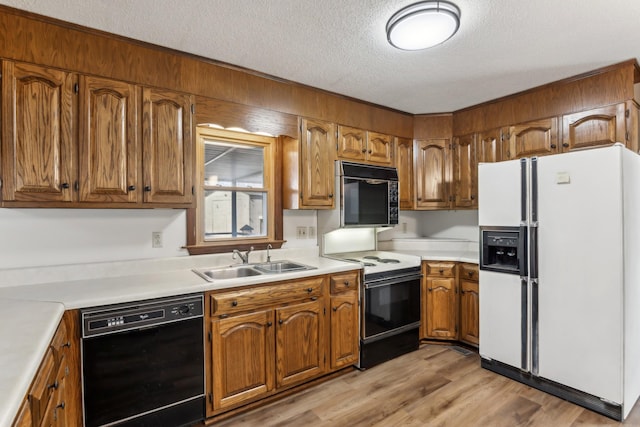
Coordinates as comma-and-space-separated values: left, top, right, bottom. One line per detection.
1, 0, 639, 114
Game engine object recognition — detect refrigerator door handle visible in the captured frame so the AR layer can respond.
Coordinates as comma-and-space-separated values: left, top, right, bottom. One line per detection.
520, 159, 527, 223
529, 226, 538, 280
531, 157, 538, 223
531, 278, 539, 376
520, 277, 528, 371
518, 225, 528, 277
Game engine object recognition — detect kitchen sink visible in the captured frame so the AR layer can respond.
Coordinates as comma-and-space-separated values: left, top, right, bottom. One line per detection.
253, 260, 316, 274
193, 266, 262, 282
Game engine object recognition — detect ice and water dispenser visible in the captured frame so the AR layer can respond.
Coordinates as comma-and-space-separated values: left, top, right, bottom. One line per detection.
480, 227, 524, 275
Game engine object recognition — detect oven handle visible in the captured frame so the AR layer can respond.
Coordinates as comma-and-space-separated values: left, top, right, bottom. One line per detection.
361, 321, 421, 344
364, 274, 422, 289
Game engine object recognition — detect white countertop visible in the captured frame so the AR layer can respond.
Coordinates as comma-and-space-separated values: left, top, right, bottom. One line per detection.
0, 241, 478, 424
0, 249, 357, 426
0, 298, 65, 427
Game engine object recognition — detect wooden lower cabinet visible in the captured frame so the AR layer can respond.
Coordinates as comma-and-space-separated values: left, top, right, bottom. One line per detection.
421, 261, 479, 348
12, 311, 81, 427
206, 271, 359, 418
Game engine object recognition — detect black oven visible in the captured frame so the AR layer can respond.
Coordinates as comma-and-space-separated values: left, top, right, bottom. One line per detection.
81, 294, 205, 427
360, 267, 422, 369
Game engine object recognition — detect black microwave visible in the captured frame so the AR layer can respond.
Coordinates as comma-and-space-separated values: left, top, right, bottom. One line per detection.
339, 161, 399, 227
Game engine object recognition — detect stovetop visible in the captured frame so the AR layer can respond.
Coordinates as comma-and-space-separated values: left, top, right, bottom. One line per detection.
328, 251, 421, 279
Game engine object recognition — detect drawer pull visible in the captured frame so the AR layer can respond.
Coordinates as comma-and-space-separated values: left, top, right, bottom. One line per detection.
468, 271, 474, 277
231, 300, 238, 307
439, 269, 444, 274
307, 288, 313, 293
266, 321, 273, 327
63, 341, 71, 348
48, 380, 59, 390
311, 296, 318, 301
344, 281, 350, 287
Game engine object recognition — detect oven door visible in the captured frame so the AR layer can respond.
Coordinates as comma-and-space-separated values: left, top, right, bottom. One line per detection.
362, 273, 421, 341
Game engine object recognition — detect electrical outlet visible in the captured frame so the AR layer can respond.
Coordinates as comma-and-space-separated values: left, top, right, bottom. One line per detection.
308, 226, 316, 239
296, 226, 307, 239
152, 231, 163, 248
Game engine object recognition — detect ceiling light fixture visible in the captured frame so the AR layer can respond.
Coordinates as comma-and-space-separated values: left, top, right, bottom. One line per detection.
386, 1, 460, 51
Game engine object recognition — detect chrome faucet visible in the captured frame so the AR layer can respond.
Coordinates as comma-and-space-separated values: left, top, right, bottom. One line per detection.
232, 246, 253, 264
266, 243, 273, 263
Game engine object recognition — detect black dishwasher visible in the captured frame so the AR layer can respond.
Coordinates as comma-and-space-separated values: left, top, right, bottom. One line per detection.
81, 294, 205, 427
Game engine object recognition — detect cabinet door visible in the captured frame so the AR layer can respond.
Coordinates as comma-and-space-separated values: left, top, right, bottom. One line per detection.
367, 132, 393, 165
275, 299, 326, 388
211, 310, 275, 411
337, 125, 365, 161
425, 276, 458, 339
506, 117, 558, 159
78, 75, 138, 203
395, 137, 414, 209
627, 100, 639, 153
1, 61, 76, 202
330, 291, 359, 369
561, 103, 626, 152
460, 279, 479, 346
300, 118, 335, 208
142, 88, 193, 204
477, 127, 503, 163
452, 134, 476, 208
415, 139, 451, 209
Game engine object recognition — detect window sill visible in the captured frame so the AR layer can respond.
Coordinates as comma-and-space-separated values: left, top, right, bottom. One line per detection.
184, 240, 286, 255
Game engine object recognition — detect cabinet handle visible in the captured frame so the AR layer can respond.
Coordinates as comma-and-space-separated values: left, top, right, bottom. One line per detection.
417, 197, 422, 201
344, 281, 350, 287
562, 143, 569, 148
128, 185, 136, 191
48, 380, 59, 390
328, 193, 333, 198
311, 296, 318, 301
56, 402, 65, 410
428, 288, 433, 291
368, 149, 372, 154
144, 185, 152, 192
550, 144, 557, 149
266, 321, 273, 327
61, 183, 70, 189
361, 148, 367, 153
279, 319, 284, 325
231, 300, 238, 307
468, 271, 474, 277
307, 288, 313, 293
439, 269, 444, 274
470, 195, 475, 200
333, 307, 338, 312
63, 341, 71, 348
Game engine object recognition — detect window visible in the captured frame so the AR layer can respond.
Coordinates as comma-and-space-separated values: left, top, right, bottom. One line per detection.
187, 127, 279, 254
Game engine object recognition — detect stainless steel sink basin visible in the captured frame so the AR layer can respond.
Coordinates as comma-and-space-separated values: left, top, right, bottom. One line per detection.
253, 260, 316, 274
193, 266, 262, 282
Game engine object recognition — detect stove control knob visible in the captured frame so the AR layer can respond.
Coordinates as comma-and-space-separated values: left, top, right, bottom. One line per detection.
179, 305, 190, 314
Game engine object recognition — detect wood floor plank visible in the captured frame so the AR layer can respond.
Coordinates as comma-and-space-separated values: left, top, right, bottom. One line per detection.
211, 344, 640, 426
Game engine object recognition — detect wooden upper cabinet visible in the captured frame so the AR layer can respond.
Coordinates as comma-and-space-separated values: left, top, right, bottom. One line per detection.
452, 134, 477, 209
142, 88, 193, 204
477, 128, 503, 163
506, 117, 558, 159
366, 131, 393, 165
395, 137, 414, 209
336, 126, 393, 165
300, 118, 335, 208
415, 139, 451, 210
337, 125, 366, 161
561, 103, 626, 152
78, 75, 138, 203
1, 61, 76, 202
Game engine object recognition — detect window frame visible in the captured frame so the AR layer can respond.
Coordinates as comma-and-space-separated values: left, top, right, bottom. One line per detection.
186, 127, 283, 255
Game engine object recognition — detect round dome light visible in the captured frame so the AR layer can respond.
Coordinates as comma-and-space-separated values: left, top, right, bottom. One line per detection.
387, 1, 461, 50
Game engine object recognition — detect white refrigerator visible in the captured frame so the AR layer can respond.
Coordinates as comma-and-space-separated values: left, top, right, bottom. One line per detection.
478, 144, 640, 420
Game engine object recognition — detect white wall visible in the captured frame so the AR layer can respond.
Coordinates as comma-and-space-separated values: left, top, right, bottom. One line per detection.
0, 208, 320, 270
0, 209, 188, 269
378, 210, 479, 242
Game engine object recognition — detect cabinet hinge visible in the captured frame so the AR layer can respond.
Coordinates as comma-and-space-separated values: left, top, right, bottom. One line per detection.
455, 325, 458, 333
208, 393, 213, 404
73, 83, 79, 94
208, 331, 212, 342
74, 181, 79, 192
192, 185, 195, 195
0, 178, 2, 189
626, 109, 630, 118
191, 104, 195, 114
323, 307, 326, 315
626, 131, 630, 141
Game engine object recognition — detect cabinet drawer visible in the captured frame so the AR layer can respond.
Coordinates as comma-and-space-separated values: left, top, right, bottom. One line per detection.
425, 262, 456, 277
459, 263, 479, 281
28, 347, 57, 423
330, 271, 359, 294
210, 277, 325, 316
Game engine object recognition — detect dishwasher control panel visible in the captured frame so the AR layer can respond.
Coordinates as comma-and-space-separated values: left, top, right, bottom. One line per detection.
81, 294, 203, 338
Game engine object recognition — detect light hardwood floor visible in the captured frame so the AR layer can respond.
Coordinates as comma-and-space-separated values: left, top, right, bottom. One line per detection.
214, 344, 640, 426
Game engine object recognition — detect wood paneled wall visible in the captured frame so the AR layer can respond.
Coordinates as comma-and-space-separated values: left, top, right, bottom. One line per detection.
0, 6, 413, 138
453, 60, 638, 136
414, 114, 453, 140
